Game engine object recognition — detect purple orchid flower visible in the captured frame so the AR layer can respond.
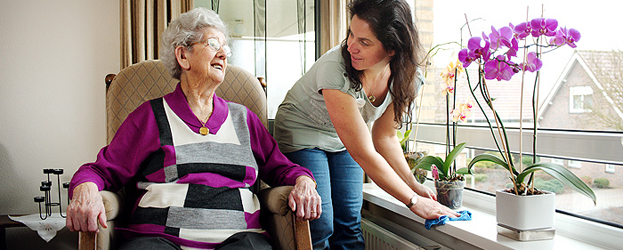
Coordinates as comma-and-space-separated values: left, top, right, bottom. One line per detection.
484, 55, 514, 81
513, 21, 531, 39
473, 36, 492, 58
459, 36, 489, 67
506, 37, 519, 61
458, 48, 474, 67
530, 18, 558, 37
520, 52, 543, 72
489, 26, 514, 51
551, 27, 581, 48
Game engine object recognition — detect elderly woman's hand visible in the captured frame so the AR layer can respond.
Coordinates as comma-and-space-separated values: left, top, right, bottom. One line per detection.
288, 176, 322, 221
66, 182, 107, 233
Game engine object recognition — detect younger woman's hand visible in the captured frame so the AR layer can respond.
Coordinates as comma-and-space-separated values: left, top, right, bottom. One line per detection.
410, 196, 459, 220
413, 182, 437, 201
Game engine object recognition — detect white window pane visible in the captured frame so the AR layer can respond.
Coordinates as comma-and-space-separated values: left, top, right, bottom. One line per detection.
605, 164, 615, 173
569, 160, 582, 169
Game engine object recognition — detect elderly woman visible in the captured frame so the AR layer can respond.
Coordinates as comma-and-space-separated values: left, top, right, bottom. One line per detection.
66, 7, 321, 250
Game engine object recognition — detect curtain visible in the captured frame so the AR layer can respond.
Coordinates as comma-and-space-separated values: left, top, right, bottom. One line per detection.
319, 0, 348, 55
120, 0, 194, 69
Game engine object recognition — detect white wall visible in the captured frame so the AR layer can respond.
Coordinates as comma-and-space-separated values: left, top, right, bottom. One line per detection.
0, 0, 119, 248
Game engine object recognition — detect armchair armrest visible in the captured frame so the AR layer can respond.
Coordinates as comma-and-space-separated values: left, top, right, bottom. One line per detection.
79, 188, 313, 250
100, 190, 123, 220
259, 186, 313, 250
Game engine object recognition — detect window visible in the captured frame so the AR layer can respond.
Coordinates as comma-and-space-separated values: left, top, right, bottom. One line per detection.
606, 164, 615, 174
195, 0, 316, 119
551, 158, 564, 166
570, 86, 594, 113
416, 0, 623, 231
203, 0, 623, 234
568, 160, 582, 169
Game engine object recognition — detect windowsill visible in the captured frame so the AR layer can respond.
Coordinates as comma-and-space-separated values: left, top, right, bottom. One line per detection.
362, 183, 620, 250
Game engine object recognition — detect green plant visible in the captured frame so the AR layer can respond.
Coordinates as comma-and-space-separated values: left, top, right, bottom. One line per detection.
399, 129, 429, 183
534, 178, 565, 194
470, 159, 498, 169
581, 176, 593, 186
593, 178, 610, 188
413, 167, 428, 184
397, 129, 412, 152
521, 155, 539, 168
462, 16, 596, 204
466, 174, 488, 183
413, 142, 471, 181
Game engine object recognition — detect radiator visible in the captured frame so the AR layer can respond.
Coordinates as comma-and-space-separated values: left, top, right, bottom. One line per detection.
362, 219, 424, 250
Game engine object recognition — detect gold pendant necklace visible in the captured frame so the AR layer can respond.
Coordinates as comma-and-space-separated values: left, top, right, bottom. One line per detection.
198, 118, 209, 135
192, 99, 213, 136
368, 94, 376, 103
199, 126, 209, 135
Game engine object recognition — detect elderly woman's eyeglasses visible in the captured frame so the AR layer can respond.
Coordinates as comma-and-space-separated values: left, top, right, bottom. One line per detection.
190, 38, 232, 57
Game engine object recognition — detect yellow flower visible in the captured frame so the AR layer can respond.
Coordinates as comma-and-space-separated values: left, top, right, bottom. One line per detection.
452, 99, 474, 122
440, 59, 464, 95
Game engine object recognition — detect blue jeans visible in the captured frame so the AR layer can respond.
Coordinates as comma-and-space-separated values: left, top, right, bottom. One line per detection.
285, 148, 365, 250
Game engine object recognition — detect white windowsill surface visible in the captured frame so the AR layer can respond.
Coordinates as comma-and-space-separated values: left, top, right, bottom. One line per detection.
363, 183, 620, 250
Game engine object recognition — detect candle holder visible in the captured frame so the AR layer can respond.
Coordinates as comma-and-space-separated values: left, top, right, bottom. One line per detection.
34, 168, 69, 220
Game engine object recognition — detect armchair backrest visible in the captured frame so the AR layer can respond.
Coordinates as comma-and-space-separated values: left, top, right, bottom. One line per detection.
106, 60, 267, 143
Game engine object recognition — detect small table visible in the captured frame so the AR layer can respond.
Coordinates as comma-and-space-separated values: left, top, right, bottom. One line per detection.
0, 215, 26, 250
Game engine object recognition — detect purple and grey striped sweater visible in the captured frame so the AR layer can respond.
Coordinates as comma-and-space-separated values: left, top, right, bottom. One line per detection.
70, 83, 313, 249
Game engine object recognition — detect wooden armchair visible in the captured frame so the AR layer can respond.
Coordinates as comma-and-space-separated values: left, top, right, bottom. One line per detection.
78, 60, 312, 250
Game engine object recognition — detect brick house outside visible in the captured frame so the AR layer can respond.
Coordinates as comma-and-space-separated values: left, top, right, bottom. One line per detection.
538, 50, 623, 187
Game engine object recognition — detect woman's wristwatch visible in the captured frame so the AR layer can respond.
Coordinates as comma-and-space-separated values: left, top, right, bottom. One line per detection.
406, 193, 418, 208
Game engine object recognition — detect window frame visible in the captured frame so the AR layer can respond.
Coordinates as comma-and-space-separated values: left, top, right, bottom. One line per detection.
568, 160, 582, 169
569, 85, 594, 113
414, 123, 623, 164
605, 164, 616, 174
551, 158, 565, 166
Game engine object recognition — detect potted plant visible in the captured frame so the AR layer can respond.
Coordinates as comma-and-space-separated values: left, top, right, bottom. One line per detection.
458, 15, 597, 238
399, 129, 428, 184
411, 59, 474, 210
414, 142, 471, 209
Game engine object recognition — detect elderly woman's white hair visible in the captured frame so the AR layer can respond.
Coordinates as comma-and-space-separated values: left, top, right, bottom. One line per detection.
160, 7, 229, 80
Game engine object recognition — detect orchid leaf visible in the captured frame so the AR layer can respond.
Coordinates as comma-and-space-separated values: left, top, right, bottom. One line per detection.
403, 130, 412, 141
415, 155, 446, 178
398, 129, 412, 151
468, 153, 519, 176
443, 142, 467, 171
456, 167, 472, 175
519, 163, 596, 205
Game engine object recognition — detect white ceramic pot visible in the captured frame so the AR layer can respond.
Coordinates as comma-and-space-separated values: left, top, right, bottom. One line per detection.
495, 189, 555, 230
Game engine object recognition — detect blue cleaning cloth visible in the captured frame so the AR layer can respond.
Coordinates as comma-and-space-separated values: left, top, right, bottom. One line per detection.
425, 210, 472, 230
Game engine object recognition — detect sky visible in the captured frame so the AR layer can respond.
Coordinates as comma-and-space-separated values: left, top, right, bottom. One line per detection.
431, 0, 623, 96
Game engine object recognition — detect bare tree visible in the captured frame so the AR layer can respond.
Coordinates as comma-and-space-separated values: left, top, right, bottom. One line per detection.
578, 50, 623, 131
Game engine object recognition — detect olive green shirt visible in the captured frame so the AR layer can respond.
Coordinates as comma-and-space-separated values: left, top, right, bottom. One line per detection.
274, 46, 394, 153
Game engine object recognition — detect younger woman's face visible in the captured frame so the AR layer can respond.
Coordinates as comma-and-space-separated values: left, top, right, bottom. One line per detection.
346, 14, 394, 72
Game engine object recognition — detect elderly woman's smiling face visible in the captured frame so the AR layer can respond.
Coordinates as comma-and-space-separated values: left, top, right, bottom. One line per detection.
185, 27, 229, 85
